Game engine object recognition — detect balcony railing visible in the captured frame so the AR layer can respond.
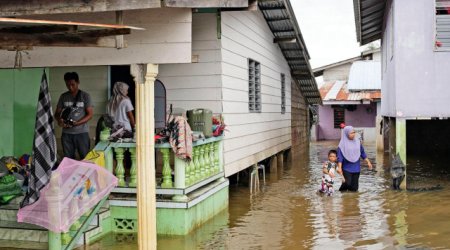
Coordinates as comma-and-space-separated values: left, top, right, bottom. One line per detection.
94, 135, 224, 201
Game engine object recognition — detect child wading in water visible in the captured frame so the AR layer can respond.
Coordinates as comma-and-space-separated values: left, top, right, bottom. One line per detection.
320, 150, 338, 196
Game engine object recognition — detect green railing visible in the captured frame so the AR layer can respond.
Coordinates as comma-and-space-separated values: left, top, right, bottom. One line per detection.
94, 136, 224, 200
156, 136, 224, 201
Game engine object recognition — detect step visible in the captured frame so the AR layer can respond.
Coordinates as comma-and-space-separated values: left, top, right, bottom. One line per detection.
109, 178, 229, 209
0, 239, 48, 249
0, 221, 47, 242
0, 207, 111, 244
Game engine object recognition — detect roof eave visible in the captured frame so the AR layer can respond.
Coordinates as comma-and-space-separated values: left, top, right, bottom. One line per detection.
353, 0, 362, 43
259, 0, 322, 105
353, 0, 386, 46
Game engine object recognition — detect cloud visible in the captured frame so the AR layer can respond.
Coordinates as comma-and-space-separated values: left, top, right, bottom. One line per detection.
291, 0, 363, 68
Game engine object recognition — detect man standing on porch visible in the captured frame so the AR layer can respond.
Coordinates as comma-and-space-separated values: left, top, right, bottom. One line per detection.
55, 72, 93, 159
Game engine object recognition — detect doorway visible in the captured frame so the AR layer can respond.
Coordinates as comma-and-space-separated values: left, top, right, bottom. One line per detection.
110, 65, 166, 130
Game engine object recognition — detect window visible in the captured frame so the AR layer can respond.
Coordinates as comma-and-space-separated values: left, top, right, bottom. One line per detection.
436, 0, 450, 50
333, 108, 345, 128
281, 73, 286, 114
249, 59, 261, 112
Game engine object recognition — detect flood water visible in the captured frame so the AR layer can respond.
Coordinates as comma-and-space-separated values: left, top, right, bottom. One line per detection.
81, 141, 450, 250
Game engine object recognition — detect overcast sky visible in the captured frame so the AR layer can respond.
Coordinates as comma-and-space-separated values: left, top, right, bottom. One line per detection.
291, 0, 363, 69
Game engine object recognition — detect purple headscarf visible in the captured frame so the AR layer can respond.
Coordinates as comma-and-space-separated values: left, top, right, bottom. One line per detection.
338, 126, 361, 163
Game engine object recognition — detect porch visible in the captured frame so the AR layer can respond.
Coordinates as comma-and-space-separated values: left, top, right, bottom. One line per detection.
0, 134, 228, 249
93, 135, 228, 235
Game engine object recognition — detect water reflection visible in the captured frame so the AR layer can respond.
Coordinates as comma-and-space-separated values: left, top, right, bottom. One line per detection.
80, 141, 450, 250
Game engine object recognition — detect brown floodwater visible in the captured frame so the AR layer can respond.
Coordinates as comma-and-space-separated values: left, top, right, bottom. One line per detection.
79, 141, 450, 250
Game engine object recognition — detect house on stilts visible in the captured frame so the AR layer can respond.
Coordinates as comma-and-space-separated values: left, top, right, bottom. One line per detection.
0, 0, 320, 248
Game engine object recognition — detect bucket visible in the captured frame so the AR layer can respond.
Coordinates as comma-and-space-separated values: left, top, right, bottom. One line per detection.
187, 109, 213, 138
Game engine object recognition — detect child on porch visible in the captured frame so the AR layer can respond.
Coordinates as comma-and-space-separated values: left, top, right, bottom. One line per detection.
319, 150, 338, 196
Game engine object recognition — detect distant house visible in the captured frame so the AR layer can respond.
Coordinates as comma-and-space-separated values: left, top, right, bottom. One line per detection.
313, 50, 382, 145
353, 0, 450, 189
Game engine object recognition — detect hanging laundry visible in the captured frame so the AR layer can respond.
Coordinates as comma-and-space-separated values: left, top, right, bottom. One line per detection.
20, 71, 58, 208
167, 116, 193, 161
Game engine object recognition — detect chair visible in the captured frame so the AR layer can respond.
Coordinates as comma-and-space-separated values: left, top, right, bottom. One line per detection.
250, 164, 266, 194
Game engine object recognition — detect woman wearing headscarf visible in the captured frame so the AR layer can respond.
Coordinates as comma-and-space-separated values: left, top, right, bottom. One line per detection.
337, 126, 373, 191
108, 82, 135, 131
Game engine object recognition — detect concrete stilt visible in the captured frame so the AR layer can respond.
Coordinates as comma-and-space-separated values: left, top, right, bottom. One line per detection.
269, 155, 278, 182
277, 152, 284, 169
396, 118, 407, 190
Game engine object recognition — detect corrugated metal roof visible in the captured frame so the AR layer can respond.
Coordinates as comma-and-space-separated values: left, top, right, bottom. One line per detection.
347, 61, 381, 90
353, 0, 386, 45
320, 81, 381, 103
324, 80, 345, 100
258, 0, 321, 105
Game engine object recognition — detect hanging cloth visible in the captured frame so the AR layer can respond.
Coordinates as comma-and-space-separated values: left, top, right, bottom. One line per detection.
168, 116, 193, 160
20, 71, 58, 208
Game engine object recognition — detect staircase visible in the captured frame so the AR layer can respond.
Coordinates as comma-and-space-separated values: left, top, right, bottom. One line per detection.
0, 196, 111, 249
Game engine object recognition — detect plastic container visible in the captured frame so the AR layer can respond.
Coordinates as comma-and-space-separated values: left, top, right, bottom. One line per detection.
187, 109, 213, 138
13, 173, 24, 187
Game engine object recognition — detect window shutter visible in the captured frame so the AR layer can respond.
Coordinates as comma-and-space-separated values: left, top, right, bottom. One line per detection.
248, 59, 261, 112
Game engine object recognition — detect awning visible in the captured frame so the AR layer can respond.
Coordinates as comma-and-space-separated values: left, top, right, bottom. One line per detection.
0, 17, 144, 50
353, 0, 387, 45
0, 0, 161, 16
258, 0, 321, 105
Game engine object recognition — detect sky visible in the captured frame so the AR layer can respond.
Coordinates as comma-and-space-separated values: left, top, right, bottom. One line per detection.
291, 0, 363, 69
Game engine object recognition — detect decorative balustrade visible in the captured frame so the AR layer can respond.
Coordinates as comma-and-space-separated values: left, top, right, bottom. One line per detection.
93, 141, 137, 188
94, 135, 224, 201
155, 136, 224, 201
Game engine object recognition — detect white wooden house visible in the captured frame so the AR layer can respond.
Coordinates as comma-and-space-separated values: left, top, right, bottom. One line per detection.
0, 0, 319, 248
160, 3, 320, 177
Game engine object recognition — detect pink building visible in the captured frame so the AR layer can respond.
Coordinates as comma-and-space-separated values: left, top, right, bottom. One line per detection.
312, 52, 382, 143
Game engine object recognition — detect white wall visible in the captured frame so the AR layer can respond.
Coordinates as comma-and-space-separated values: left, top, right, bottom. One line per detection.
220, 11, 292, 176
381, 1, 397, 117
393, 0, 450, 118
323, 63, 352, 82
372, 51, 382, 62
0, 8, 192, 68
159, 13, 222, 114
159, 11, 293, 177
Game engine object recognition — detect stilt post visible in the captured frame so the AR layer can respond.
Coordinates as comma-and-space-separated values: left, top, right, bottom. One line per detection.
131, 63, 157, 250
396, 118, 407, 190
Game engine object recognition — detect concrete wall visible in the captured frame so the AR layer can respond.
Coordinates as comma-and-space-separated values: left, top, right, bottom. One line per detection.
381, 0, 397, 117
373, 51, 382, 62
383, 0, 450, 118
317, 103, 377, 141
323, 63, 352, 82
376, 102, 383, 151
0, 8, 192, 68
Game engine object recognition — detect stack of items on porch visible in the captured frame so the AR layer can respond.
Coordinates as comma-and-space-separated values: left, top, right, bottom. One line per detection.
0, 155, 30, 204
155, 108, 226, 160
98, 114, 134, 143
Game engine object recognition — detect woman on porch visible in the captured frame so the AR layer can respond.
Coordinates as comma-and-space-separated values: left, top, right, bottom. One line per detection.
108, 82, 135, 132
